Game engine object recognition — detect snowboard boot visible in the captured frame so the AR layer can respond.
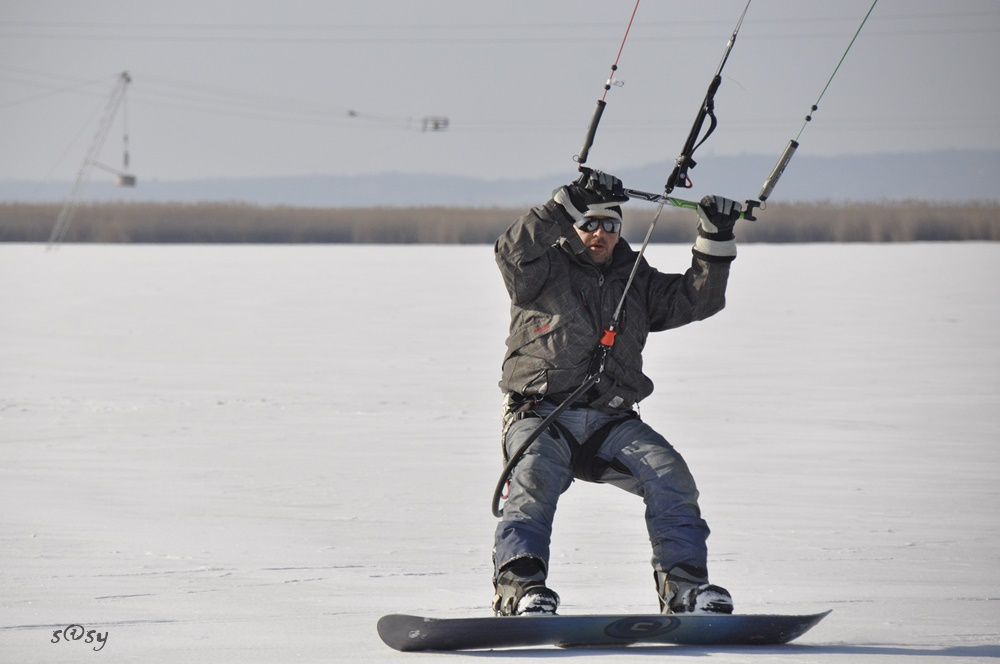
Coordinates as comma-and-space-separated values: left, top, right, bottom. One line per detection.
655, 565, 734, 615
492, 556, 560, 616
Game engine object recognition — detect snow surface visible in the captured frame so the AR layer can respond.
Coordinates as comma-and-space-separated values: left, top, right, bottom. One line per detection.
2, 242, 998, 663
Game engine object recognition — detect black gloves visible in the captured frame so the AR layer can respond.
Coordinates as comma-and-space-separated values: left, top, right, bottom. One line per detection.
696, 195, 742, 240
693, 194, 741, 263
553, 170, 630, 222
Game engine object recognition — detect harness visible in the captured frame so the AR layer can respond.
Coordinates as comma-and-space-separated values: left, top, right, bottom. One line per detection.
502, 396, 638, 484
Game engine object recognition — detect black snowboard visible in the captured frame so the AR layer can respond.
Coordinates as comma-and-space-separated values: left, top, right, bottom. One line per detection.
377, 610, 831, 651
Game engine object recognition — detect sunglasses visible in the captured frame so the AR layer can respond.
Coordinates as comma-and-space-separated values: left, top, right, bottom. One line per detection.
575, 218, 622, 234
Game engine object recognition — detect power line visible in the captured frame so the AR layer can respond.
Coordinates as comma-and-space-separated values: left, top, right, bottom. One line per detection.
0, 10, 997, 31
0, 66, 441, 132
0, 73, 112, 109
1, 27, 996, 44
0, 10, 997, 44
3, 66, 993, 137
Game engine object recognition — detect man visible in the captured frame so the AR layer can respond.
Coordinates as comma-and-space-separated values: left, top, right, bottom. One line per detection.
491, 170, 742, 616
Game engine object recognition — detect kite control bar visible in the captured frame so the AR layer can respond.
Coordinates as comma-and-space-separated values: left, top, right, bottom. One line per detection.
623, 187, 760, 222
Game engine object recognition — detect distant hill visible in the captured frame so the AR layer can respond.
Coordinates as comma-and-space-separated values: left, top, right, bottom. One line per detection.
2, 150, 996, 208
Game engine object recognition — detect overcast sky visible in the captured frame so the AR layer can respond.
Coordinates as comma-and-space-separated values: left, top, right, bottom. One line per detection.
1, 0, 997, 184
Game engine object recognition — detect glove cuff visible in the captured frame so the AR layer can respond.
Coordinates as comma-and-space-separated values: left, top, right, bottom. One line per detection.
584, 201, 623, 222
692, 235, 736, 263
552, 186, 586, 222
697, 227, 735, 242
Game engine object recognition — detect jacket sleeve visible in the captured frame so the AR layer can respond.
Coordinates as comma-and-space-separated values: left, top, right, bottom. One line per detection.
645, 253, 731, 332
495, 199, 587, 305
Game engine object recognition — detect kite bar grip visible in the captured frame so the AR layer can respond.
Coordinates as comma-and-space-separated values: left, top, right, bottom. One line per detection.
575, 100, 607, 165
759, 139, 799, 202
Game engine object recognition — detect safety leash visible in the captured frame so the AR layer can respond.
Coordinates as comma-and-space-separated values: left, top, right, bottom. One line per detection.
492, 0, 752, 517
491, 1, 643, 518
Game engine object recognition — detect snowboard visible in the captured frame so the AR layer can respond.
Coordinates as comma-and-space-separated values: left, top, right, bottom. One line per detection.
377, 610, 831, 652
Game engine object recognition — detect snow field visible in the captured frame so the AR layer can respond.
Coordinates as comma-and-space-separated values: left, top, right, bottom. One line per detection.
1, 242, 998, 662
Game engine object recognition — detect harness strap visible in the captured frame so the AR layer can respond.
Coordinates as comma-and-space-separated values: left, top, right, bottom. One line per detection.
551, 413, 638, 484
500, 393, 638, 483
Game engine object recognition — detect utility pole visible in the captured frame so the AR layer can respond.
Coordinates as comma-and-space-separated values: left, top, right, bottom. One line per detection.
47, 71, 133, 249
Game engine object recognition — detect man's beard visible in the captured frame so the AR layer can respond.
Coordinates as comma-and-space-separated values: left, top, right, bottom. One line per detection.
586, 240, 613, 265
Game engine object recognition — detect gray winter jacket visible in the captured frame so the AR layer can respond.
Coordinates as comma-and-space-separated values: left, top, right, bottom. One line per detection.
495, 198, 732, 412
